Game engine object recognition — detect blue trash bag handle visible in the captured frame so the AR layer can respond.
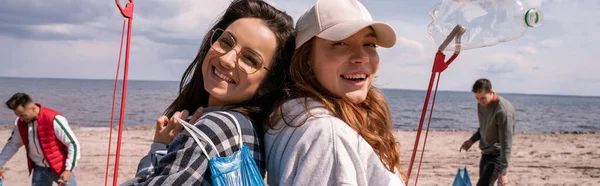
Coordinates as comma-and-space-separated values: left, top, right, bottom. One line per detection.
175, 112, 244, 158
452, 167, 472, 186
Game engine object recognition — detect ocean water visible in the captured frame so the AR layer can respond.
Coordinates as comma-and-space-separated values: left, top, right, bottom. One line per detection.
1, 77, 598, 133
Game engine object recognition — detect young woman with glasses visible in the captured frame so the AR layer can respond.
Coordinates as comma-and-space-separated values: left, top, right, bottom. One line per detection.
121, 0, 295, 185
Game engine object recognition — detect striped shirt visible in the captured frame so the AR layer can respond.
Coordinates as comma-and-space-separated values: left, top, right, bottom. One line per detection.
121, 110, 264, 186
0, 115, 81, 171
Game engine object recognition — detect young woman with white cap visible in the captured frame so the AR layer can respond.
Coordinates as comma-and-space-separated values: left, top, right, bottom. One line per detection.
265, 0, 406, 185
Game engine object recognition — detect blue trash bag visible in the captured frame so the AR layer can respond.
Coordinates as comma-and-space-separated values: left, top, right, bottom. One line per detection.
452, 167, 472, 186
210, 145, 264, 186
176, 112, 265, 186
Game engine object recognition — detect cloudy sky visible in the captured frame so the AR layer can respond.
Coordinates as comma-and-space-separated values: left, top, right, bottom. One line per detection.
0, 0, 598, 96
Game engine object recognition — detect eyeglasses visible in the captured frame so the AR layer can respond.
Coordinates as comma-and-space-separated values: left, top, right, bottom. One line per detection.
210, 28, 269, 74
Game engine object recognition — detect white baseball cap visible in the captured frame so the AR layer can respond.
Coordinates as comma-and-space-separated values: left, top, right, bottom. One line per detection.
295, 0, 396, 49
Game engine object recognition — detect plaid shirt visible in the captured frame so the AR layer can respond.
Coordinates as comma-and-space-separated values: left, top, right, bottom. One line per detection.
121, 110, 264, 186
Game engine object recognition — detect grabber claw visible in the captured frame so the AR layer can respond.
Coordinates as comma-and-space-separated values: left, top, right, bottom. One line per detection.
433, 25, 466, 73
115, 0, 134, 18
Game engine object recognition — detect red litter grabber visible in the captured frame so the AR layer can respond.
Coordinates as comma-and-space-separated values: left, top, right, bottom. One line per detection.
406, 25, 466, 186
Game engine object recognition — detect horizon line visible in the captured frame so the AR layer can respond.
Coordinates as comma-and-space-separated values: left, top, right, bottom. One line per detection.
1, 76, 598, 98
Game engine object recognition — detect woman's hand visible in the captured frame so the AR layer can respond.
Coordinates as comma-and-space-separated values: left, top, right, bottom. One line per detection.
153, 107, 204, 144
188, 107, 204, 125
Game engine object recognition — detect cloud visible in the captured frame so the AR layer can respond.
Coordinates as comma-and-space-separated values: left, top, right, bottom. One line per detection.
377, 18, 436, 68
0, 0, 234, 81
0, 1, 114, 41
133, 0, 232, 46
477, 53, 532, 74
540, 39, 563, 48
517, 45, 538, 55
0, 1, 110, 25
0, 0, 599, 96
0, 23, 97, 41
396, 37, 426, 57
0, 0, 231, 45
479, 61, 518, 74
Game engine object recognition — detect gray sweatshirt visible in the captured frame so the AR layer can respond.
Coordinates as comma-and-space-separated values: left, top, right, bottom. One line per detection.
469, 95, 515, 175
265, 98, 404, 186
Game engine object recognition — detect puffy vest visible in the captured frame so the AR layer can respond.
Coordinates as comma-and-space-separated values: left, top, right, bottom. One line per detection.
17, 103, 67, 175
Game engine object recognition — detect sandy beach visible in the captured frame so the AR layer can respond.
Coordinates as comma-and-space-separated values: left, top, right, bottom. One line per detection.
0, 126, 598, 186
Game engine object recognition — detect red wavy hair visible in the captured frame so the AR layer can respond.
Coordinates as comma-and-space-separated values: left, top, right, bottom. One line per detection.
270, 38, 405, 179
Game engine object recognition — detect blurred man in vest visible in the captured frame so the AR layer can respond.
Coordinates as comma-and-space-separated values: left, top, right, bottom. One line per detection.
0, 93, 80, 185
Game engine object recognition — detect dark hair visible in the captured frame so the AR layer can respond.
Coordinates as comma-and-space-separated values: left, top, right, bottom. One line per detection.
472, 78, 492, 93
5, 93, 33, 110
164, 0, 295, 133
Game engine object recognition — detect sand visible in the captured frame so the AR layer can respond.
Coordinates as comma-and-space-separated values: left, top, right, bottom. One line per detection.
0, 127, 598, 185
397, 131, 600, 185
